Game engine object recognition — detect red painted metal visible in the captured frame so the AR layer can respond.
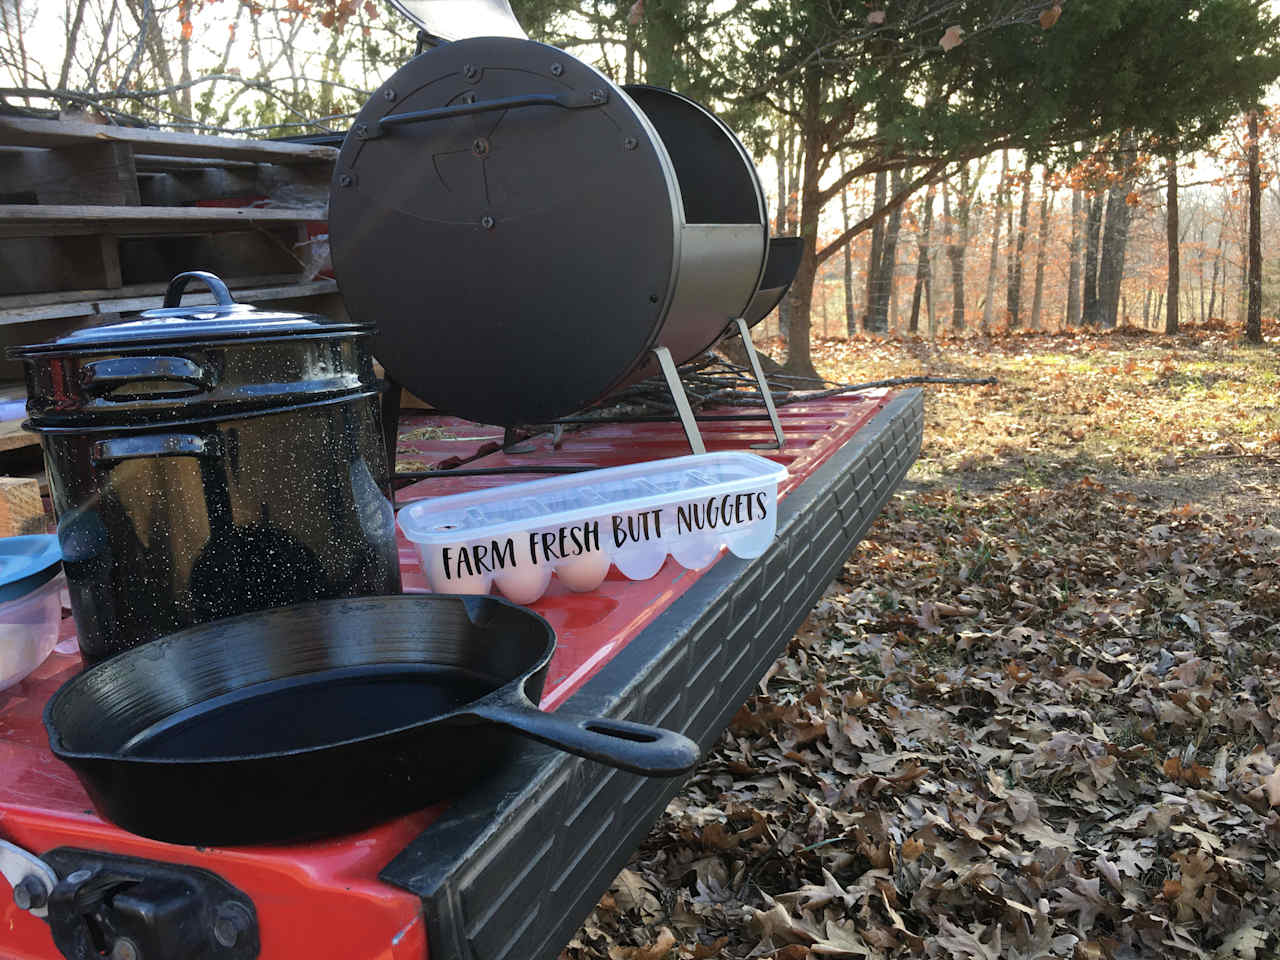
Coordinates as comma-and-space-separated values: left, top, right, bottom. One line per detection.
0, 392, 888, 960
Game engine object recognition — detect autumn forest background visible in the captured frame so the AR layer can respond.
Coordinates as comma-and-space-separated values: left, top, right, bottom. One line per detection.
4, 0, 1280, 958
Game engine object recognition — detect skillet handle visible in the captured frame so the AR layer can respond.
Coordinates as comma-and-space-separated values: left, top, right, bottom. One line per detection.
468, 702, 699, 777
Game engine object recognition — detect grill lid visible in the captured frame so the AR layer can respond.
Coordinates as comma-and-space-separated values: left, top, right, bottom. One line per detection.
329, 37, 681, 426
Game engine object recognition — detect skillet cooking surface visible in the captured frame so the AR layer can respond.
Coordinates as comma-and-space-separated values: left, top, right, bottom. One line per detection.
120, 664, 503, 758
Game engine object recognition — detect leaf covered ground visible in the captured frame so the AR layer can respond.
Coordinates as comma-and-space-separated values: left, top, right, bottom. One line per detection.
563, 323, 1280, 960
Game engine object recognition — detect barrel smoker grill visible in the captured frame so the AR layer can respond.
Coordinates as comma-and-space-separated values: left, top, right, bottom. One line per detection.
328, 5, 801, 454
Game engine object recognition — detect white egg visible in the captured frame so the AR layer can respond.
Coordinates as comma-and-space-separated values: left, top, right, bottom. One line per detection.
555, 550, 612, 592
495, 563, 553, 605
423, 544, 491, 595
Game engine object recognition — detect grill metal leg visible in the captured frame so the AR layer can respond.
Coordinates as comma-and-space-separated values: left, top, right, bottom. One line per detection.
732, 317, 785, 451
652, 346, 706, 455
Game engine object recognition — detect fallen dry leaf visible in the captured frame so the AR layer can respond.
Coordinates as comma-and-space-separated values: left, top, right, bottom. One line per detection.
607, 928, 675, 960
566, 332, 1280, 960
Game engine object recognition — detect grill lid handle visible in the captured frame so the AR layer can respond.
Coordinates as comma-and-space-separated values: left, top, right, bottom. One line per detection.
163, 271, 235, 309
356, 89, 608, 140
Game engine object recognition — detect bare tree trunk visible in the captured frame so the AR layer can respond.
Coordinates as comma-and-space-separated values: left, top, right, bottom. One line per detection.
909, 186, 935, 335
841, 161, 855, 336
820, 271, 829, 335
1098, 175, 1132, 329
1067, 187, 1083, 326
982, 150, 1009, 332
1165, 151, 1179, 335
57, 0, 90, 91
943, 169, 970, 332
1008, 157, 1032, 328
1240, 214, 1249, 322
1144, 289, 1152, 328
1030, 173, 1051, 331
626, 20, 637, 84
776, 121, 789, 234
1005, 162, 1016, 325
863, 168, 887, 330
782, 73, 823, 381
867, 168, 904, 333
1208, 218, 1224, 321
1082, 191, 1104, 325
1198, 217, 1208, 323
776, 120, 791, 339
1247, 109, 1263, 344
926, 246, 937, 337
1207, 255, 1221, 321
1, 0, 32, 93
179, 23, 195, 119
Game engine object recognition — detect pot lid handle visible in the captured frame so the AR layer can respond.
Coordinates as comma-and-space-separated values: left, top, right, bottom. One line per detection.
163, 271, 235, 309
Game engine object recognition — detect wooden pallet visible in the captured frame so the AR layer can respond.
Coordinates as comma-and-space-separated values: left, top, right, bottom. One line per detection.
0, 117, 342, 454
0, 116, 335, 295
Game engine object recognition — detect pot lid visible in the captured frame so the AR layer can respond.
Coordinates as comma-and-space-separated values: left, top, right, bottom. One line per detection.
329, 38, 681, 426
0, 534, 61, 603
388, 0, 526, 42
12, 272, 370, 356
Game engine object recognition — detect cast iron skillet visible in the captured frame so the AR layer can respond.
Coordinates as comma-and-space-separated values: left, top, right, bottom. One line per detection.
45, 595, 700, 845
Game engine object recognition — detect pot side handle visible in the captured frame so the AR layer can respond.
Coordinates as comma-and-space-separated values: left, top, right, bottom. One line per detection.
81, 356, 216, 397
92, 434, 221, 464
467, 701, 699, 777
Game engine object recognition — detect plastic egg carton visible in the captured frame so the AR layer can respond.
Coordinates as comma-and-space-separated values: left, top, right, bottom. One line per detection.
397, 452, 788, 604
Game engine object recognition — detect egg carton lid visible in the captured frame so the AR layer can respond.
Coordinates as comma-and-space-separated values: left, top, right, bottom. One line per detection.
397, 452, 788, 546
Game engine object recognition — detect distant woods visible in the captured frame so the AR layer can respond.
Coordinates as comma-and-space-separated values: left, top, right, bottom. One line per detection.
768, 121, 1277, 348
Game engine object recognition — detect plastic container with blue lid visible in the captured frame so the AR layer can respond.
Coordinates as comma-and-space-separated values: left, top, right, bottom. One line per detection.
0, 534, 64, 691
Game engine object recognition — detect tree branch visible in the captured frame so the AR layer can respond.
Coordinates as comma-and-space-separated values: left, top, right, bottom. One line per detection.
816, 159, 949, 264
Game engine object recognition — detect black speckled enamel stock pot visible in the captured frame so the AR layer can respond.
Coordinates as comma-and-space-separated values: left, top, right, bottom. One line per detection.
11, 271, 401, 662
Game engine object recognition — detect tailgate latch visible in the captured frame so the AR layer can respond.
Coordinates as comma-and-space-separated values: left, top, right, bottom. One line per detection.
36, 848, 259, 960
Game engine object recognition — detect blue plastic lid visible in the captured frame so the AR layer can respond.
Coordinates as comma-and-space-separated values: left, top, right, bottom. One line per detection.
0, 534, 61, 603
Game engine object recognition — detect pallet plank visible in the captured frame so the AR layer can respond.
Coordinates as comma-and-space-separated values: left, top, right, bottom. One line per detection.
0, 204, 327, 238
0, 117, 338, 165
0, 272, 310, 310
0, 278, 338, 325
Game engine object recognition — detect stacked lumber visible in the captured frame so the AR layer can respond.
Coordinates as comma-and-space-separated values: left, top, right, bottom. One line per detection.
0, 116, 343, 453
